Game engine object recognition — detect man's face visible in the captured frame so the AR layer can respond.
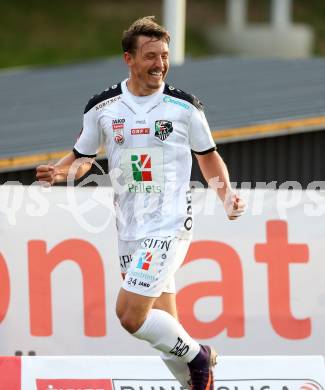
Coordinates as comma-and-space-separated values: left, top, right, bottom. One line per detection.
125, 35, 169, 95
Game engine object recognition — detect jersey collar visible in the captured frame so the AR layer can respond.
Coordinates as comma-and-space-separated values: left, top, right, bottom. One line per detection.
121, 79, 165, 114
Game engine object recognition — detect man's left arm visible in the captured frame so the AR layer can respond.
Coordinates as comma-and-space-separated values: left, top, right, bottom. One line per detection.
195, 150, 245, 220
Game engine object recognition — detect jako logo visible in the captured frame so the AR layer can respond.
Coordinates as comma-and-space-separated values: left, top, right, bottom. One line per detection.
36, 378, 112, 390
300, 383, 322, 390
136, 252, 153, 271
131, 154, 152, 181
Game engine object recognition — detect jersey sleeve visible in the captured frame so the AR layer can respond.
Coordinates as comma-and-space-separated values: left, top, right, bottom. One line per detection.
73, 105, 101, 158
188, 107, 216, 154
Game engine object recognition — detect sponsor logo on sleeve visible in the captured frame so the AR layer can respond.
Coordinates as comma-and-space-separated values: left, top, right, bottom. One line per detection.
163, 95, 190, 110
95, 95, 121, 110
154, 120, 173, 141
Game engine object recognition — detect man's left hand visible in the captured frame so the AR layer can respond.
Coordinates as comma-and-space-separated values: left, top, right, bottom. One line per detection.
223, 191, 246, 220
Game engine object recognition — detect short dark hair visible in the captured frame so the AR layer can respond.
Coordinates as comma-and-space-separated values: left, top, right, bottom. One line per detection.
122, 16, 170, 54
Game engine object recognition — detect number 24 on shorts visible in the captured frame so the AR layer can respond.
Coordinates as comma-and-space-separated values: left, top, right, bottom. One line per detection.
127, 277, 137, 286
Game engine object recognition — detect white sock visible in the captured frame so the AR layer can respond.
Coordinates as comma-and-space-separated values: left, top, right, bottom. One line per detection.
133, 308, 200, 363
161, 352, 191, 388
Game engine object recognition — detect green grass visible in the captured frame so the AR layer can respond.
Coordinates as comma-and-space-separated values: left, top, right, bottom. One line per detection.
0, 0, 324, 69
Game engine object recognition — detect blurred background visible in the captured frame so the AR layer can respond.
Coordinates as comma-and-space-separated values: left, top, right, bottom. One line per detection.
0, 0, 325, 187
1, 0, 325, 69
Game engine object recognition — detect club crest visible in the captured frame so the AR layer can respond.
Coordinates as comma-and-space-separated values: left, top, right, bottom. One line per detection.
155, 120, 173, 141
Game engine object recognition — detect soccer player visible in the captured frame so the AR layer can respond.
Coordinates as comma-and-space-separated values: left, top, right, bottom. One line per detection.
36, 16, 245, 390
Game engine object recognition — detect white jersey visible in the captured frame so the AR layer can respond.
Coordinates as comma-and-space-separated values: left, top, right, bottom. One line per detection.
74, 79, 216, 240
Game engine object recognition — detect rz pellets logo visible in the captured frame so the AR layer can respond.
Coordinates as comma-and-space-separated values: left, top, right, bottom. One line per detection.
155, 120, 173, 141
131, 154, 152, 181
122, 148, 163, 193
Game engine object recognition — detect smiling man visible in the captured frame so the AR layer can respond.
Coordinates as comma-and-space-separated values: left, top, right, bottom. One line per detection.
36, 16, 245, 390
124, 36, 169, 94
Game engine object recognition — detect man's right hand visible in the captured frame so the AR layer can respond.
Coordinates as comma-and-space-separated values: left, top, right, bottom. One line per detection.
35, 164, 57, 185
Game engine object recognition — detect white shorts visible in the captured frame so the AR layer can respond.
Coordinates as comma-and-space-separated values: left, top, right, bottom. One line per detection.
118, 236, 191, 297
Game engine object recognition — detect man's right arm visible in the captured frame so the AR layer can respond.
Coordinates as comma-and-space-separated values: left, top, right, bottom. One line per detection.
36, 151, 93, 185
37, 88, 105, 186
